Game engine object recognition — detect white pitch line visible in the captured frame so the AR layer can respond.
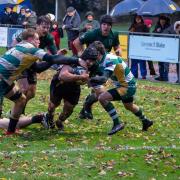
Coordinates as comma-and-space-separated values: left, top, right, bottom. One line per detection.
0, 146, 179, 156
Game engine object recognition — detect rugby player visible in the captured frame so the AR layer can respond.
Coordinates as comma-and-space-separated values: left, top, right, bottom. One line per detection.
74, 14, 122, 120
82, 41, 153, 135
0, 28, 86, 135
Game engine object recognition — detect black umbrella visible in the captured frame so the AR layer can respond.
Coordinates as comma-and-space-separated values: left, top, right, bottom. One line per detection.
137, 0, 180, 16
110, 0, 144, 16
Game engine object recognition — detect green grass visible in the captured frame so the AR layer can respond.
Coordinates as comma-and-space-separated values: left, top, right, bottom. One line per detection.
0, 26, 179, 179
0, 74, 179, 179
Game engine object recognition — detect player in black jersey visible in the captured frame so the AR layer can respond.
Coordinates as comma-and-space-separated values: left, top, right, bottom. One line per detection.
43, 65, 89, 129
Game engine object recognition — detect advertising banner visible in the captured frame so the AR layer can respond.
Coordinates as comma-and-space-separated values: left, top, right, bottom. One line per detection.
129, 35, 179, 63
0, 27, 8, 47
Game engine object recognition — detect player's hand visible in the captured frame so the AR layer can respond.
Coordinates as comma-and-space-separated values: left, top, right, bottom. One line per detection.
80, 73, 89, 81
78, 58, 87, 70
57, 48, 68, 55
115, 49, 122, 57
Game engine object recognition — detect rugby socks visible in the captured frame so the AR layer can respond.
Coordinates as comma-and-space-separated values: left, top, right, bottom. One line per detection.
134, 109, 146, 121
7, 118, 18, 133
103, 102, 121, 125
31, 114, 43, 124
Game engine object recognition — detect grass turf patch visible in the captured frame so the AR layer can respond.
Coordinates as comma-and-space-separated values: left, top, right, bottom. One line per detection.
0, 71, 179, 179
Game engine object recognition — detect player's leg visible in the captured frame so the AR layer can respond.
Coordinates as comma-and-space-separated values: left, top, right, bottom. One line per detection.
98, 89, 125, 135
44, 79, 62, 129
123, 102, 153, 131
56, 84, 81, 129
56, 100, 75, 130
79, 86, 106, 119
5, 85, 26, 134
0, 114, 44, 130
17, 77, 37, 114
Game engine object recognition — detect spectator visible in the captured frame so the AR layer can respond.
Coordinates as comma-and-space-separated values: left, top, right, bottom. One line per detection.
17, 6, 26, 26
0, 4, 18, 25
163, 21, 180, 83
50, 21, 64, 50
62, 6, 81, 56
153, 15, 171, 81
23, 8, 37, 28
129, 15, 149, 79
144, 18, 156, 76
80, 11, 100, 33
174, 21, 180, 83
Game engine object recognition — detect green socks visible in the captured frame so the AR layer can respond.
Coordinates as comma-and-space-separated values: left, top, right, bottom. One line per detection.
104, 102, 121, 125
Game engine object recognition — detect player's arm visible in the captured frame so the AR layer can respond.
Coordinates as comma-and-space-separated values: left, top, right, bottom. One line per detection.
31, 61, 52, 73
73, 37, 84, 56
73, 30, 94, 56
113, 32, 122, 56
59, 65, 89, 82
114, 45, 122, 57
42, 54, 87, 69
89, 70, 112, 86
46, 35, 58, 55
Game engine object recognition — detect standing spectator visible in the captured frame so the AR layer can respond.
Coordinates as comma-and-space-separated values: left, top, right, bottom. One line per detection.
0, 4, 18, 25
174, 21, 180, 83
17, 6, 26, 26
153, 15, 170, 81
163, 21, 180, 83
144, 19, 156, 76
23, 8, 37, 28
129, 15, 149, 79
50, 21, 64, 50
62, 6, 81, 56
80, 11, 100, 33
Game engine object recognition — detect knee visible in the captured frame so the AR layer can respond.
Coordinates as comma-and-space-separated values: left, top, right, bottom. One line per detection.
124, 103, 132, 111
98, 94, 106, 105
19, 94, 27, 105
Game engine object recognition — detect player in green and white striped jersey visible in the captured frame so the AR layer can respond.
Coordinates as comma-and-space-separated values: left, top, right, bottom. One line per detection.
82, 41, 153, 135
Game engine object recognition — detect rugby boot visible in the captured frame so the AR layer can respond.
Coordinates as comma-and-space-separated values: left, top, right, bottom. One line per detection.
142, 118, 153, 131
108, 123, 125, 135
79, 108, 93, 119
56, 120, 64, 130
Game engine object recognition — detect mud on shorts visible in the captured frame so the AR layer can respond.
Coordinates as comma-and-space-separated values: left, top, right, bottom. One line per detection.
108, 85, 136, 103
50, 79, 81, 106
0, 79, 22, 101
17, 69, 37, 85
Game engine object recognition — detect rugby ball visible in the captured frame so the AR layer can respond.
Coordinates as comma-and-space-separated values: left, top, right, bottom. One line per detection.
73, 66, 87, 85
73, 66, 87, 75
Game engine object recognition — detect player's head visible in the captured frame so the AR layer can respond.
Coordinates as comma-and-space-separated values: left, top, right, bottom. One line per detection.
36, 16, 51, 37
100, 14, 113, 36
81, 46, 98, 68
81, 41, 106, 68
89, 41, 106, 56
21, 28, 40, 48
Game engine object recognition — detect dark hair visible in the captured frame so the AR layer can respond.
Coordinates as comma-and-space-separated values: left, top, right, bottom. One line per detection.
21, 28, 37, 40
52, 21, 59, 26
81, 46, 98, 61
90, 41, 106, 56
100, 14, 113, 26
37, 16, 51, 25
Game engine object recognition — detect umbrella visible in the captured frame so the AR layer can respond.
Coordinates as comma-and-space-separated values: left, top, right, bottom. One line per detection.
110, 0, 144, 16
0, 0, 17, 4
137, 0, 180, 16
